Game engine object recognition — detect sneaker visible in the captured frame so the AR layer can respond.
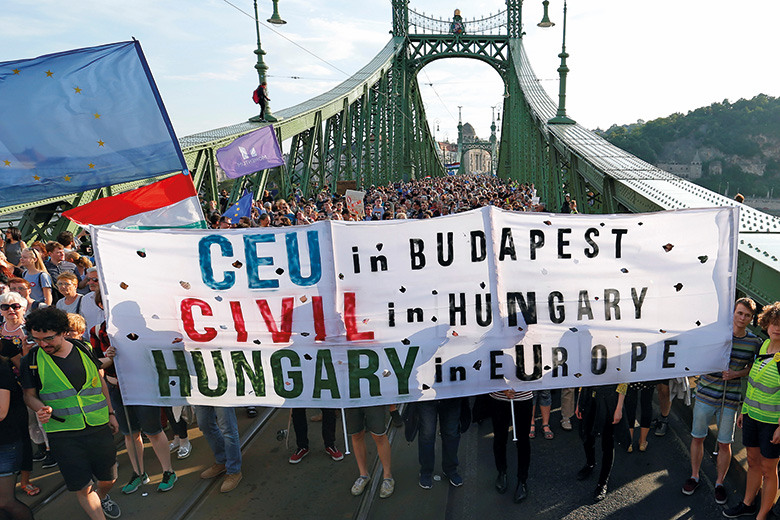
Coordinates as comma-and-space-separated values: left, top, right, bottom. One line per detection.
121, 472, 149, 494
390, 410, 403, 428
101, 494, 121, 519
714, 485, 727, 505
560, 418, 573, 431
41, 451, 57, 469
177, 443, 192, 459
325, 446, 344, 461
289, 447, 309, 464
220, 472, 242, 493
32, 445, 47, 462
722, 501, 757, 518
351, 475, 370, 496
157, 471, 177, 492
419, 474, 433, 489
445, 472, 463, 487
593, 483, 608, 502
379, 478, 395, 498
169, 440, 180, 452
200, 463, 226, 479
681, 477, 699, 496
655, 418, 668, 437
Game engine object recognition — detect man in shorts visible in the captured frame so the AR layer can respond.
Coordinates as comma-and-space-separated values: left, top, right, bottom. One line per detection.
682, 298, 762, 504
21, 307, 121, 519
346, 406, 394, 498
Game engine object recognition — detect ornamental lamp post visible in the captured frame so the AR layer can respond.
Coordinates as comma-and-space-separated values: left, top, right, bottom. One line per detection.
545, 0, 575, 125
537, 0, 555, 28
267, 0, 286, 25
249, 0, 285, 123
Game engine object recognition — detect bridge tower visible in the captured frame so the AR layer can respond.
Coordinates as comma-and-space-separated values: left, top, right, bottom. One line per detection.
390, 0, 533, 183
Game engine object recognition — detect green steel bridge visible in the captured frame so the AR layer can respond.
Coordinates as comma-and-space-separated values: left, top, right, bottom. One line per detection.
1, 0, 778, 307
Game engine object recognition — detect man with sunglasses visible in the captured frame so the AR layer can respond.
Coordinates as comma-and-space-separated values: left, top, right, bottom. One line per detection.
20, 307, 121, 519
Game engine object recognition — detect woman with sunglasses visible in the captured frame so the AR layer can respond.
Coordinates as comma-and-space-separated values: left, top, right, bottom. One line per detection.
0, 293, 41, 499
19, 248, 51, 306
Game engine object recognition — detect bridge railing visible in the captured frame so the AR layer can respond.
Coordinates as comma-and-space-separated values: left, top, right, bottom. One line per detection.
509, 39, 780, 307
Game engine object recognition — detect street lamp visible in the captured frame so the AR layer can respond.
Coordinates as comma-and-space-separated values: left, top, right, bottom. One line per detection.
248, 0, 283, 123
545, 1, 576, 125
537, 0, 555, 28
267, 0, 286, 25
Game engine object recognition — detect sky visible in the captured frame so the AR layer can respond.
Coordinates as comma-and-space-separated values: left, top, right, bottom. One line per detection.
3, 0, 780, 147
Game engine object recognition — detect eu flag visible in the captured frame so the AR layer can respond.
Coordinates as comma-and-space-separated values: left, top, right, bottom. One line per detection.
225, 193, 254, 222
0, 41, 187, 207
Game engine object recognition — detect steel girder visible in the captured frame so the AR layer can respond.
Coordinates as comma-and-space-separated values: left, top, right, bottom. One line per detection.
3, 2, 777, 319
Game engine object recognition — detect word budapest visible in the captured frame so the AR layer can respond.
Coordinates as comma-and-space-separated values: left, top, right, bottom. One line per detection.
93, 206, 738, 407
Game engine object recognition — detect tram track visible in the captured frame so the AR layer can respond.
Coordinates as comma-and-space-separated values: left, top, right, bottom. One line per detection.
29, 407, 277, 520
170, 407, 276, 520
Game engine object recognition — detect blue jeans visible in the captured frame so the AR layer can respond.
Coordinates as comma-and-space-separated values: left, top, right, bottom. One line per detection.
195, 406, 242, 474
417, 398, 462, 477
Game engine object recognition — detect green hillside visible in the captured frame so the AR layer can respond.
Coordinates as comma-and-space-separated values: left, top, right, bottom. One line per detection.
596, 94, 780, 198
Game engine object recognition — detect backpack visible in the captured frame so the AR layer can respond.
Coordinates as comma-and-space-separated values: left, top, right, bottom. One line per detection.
252, 87, 261, 104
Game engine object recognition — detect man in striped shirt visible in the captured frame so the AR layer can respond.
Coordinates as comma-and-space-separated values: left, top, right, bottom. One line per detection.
682, 298, 762, 504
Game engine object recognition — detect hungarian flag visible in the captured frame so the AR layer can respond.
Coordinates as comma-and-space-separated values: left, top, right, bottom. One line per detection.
62, 174, 206, 229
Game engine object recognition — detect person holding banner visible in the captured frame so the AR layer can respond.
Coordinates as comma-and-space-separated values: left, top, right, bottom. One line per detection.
724, 302, 780, 520
575, 384, 628, 502
195, 405, 243, 493
683, 298, 761, 503
288, 408, 344, 464
347, 406, 394, 499
416, 398, 464, 490
489, 389, 533, 503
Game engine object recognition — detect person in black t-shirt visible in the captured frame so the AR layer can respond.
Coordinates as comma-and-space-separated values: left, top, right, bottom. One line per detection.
20, 307, 121, 519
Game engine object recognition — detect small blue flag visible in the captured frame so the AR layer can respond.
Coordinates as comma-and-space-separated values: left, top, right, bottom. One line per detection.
225, 193, 254, 222
0, 41, 187, 207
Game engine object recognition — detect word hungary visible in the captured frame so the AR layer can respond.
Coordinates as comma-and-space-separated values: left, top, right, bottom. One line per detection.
98, 206, 735, 408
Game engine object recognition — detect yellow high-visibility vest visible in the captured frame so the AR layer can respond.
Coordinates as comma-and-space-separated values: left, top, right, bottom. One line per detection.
36, 346, 108, 433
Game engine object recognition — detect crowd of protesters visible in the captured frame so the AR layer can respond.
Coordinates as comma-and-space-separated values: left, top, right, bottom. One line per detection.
204, 175, 546, 229
0, 174, 777, 519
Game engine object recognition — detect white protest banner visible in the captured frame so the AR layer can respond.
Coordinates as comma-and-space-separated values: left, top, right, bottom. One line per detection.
345, 189, 365, 218
93, 206, 738, 408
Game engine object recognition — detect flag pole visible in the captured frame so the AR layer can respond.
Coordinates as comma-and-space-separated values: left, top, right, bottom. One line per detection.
341, 408, 351, 455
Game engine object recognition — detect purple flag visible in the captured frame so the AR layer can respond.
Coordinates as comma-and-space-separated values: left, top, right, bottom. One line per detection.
216, 125, 284, 179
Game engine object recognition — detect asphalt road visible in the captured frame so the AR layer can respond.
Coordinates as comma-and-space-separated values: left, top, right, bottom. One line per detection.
27, 395, 742, 520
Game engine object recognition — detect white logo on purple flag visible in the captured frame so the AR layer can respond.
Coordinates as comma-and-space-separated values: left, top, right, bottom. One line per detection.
217, 125, 284, 179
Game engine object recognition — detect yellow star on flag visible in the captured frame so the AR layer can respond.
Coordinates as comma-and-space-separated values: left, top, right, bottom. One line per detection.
94, 113, 101, 119
64, 175, 72, 181
97, 140, 105, 147
2, 160, 10, 167
45, 70, 53, 77
74, 86, 82, 94
88, 163, 95, 169
33, 175, 40, 181
12, 69, 20, 75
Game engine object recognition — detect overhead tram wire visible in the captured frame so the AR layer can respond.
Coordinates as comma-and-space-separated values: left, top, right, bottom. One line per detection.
220, 0, 351, 78
422, 69, 458, 125
220, 0, 452, 146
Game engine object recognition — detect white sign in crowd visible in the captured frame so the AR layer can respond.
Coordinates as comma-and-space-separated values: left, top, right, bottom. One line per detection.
93, 206, 738, 408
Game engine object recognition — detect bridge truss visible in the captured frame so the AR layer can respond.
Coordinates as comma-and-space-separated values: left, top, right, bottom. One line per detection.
0, 0, 777, 306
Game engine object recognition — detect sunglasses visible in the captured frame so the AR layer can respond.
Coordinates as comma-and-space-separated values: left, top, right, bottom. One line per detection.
0, 303, 22, 311
86, 277, 99, 282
